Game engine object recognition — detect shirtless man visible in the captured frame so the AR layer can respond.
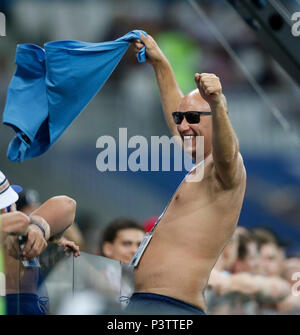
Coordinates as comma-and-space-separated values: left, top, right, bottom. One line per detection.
127, 34, 247, 314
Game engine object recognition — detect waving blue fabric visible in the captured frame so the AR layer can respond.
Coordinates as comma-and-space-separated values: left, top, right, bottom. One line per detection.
3, 30, 147, 162
3, 44, 49, 162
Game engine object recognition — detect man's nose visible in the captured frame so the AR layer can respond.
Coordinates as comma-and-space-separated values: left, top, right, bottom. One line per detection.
178, 116, 190, 132
130, 244, 138, 255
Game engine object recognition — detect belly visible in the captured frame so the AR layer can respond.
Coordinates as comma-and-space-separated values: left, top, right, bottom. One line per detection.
133, 210, 239, 310
133, 231, 215, 310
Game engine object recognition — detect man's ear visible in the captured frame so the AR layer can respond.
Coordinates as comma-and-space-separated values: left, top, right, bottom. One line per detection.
102, 241, 113, 258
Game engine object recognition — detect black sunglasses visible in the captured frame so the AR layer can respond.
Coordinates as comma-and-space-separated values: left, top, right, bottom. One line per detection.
172, 111, 211, 125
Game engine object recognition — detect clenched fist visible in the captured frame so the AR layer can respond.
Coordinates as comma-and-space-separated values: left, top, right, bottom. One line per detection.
0, 211, 30, 236
194, 73, 224, 107
22, 224, 48, 259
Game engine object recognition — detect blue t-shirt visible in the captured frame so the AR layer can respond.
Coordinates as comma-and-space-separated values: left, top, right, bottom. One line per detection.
3, 30, 147, 162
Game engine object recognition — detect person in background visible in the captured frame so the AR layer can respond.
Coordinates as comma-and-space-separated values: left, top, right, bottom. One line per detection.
86, 218, 145, 307
0, 170, 79, 314
252, 227, 286, 278
99, 218, 145, 264
207, 227, 290, 314
251, 227, 297, 314
232, 228, 259, 274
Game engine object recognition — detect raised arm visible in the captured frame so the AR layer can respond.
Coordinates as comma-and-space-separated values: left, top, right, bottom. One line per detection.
30, 195, 76, 238
134, 33, 183, 137
195, 73, 245, 188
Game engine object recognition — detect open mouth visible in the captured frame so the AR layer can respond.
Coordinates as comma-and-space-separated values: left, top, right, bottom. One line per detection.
182, 136, 196, 153
182, 135, 197, 143
183, 136, 195, 140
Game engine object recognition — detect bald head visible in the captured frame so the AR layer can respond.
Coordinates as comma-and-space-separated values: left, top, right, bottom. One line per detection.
178, 89, 210, 112
178, 89, 228, 112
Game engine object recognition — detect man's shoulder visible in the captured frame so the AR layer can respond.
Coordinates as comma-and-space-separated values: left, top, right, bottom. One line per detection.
211, 152, 246, 191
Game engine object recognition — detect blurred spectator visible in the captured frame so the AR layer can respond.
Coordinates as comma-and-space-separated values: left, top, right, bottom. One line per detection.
250, 227, 291, 314
252, 227, 287, 277
252, 228, 300, 314
207, 227, 290, 314
232, 227, 259, 274
206, 227, 253, 315
95, 217, 144, 307
98, 217, 145, 264
63, 218, 146, 310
